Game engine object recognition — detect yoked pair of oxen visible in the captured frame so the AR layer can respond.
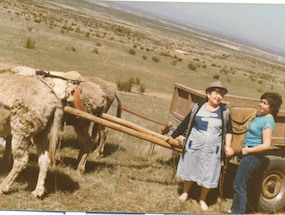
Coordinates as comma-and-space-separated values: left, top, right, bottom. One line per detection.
0, 66, 121, 198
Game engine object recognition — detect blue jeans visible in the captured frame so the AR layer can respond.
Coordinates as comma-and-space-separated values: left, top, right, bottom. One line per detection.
231, 154, 263, 214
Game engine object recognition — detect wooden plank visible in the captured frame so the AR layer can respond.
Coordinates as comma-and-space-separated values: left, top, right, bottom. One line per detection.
64, 106, 183, 152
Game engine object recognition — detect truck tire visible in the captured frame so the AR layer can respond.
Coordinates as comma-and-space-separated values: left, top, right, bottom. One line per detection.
257, 155, 285, 213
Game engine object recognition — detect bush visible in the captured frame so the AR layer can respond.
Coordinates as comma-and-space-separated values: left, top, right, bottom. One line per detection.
25, 37, 36, 49
188, 61, 198, 71
213, 74, 220, 79
66, 46, 76, 52
136, 77, 141, 85
177, 57, 183, 62
116, 79, 132, 92
152, 56, 160, 63
128, 48, 136, 55
142, 55, 147, 60
34, 17, 41, 23
172, 59, 177, 66
92, 48, 99, 54
138, 84, 146, 94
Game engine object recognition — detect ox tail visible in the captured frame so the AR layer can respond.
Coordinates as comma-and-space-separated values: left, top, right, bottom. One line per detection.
48, 106, 64, 168
115, 93, 122, 118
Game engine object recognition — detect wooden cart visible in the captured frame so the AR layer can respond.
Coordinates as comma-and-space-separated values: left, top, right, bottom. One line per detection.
168, 83, 285, 213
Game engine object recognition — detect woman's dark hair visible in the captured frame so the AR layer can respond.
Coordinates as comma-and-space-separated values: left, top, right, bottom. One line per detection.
261, 92, 283, 117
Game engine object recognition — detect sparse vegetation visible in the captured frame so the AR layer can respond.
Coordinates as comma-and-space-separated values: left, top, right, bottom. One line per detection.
152, 55, 160, 63
138, 84, 146, 94
128, 48, 136, 55
92, 47, 99, 54
25, 37, 36, 49
0, 0, 285, 213
188, 61, 198, 71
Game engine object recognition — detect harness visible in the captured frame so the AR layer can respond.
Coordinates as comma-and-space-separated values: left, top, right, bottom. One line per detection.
36, 70, 85, 111
12, 66, 85, 111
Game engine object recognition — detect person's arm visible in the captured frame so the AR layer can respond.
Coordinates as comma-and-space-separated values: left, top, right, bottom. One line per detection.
224, 133, 234, 157
242, 128, 272, 155
165, 110, 192, 143
224, 113, 234, 157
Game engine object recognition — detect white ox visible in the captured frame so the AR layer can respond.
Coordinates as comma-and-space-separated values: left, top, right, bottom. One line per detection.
0, 69, 63, 198
11, 66, 121, 174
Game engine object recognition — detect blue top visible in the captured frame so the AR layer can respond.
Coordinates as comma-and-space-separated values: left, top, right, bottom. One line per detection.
244, 114, 275, 147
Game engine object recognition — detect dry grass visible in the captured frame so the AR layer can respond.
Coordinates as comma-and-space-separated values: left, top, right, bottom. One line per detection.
0, 0, 285, 213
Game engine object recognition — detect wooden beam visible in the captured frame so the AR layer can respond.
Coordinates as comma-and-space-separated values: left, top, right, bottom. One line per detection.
102, 113, 181, 147
64, 106, 182, 152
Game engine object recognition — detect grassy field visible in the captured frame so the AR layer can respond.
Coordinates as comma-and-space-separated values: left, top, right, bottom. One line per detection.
0, 0, 285, 213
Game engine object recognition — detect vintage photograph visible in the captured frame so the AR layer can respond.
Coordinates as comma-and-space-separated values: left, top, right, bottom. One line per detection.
0, 0, 284, 214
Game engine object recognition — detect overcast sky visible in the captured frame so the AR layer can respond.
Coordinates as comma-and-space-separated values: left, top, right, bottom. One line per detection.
108, 1, 285, 55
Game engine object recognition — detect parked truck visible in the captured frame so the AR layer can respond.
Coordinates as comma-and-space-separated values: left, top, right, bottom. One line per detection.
168, 83, 285, 213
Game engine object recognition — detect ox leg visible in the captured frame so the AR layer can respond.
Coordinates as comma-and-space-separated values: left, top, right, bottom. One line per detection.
32, 133, 50, 198
0, 134, 29, 194
74, 121, 95, 174
93, 125, 108, 158
55, 122, 65, 161
4, 135, 13, 171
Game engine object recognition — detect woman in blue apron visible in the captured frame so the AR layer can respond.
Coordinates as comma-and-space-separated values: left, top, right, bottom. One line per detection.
166, 81, 234, 211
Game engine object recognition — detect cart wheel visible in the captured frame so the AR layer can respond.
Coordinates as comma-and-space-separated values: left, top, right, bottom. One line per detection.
257, 156, 285, 213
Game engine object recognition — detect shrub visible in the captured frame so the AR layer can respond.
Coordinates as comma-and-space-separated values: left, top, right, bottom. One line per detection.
177, 57, 183, 62
66, 46, 76, 52
116, 79, 132, 92
160, 51, 171, 57
34, 17, 41, 23
213, 74, 220, 79
96, 42, 102, 46
92, 48, 99, 54
25, 37, 36, 49
172, 59, 177, 66
138, 84, 146, 94
188, 61, 198, 71
128, 48, 136, 55
152, 56, 160, 63
128, 77, 135, 84
136, 77, 141, 85
249, 75, 257, 82
142, 55, 147, 60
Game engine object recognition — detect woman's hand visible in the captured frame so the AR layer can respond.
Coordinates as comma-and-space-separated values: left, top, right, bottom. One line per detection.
242, 146, 249, 155
225, 146, 234, 157
165, 136, 173, 143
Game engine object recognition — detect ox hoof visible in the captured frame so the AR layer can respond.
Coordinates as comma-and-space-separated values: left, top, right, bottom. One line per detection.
0, 186, 9, 194
94, 150, 104, 158
32, 189, 44, 198
76, 168, 85, 174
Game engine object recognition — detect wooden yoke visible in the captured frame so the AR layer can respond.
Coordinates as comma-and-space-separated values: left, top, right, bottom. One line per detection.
63, 106, 183, 152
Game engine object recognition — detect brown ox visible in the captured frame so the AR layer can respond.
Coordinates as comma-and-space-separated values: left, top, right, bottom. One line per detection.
0, 70, 63, 198
64, 76, 121, 174
85, 76, 121, 158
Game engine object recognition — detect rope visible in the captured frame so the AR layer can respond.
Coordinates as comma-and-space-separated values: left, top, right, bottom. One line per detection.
120, 107, 168, 126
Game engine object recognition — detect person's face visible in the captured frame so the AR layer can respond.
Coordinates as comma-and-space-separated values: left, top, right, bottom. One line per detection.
260, 99, 271, 115
207, 89, 224, 107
